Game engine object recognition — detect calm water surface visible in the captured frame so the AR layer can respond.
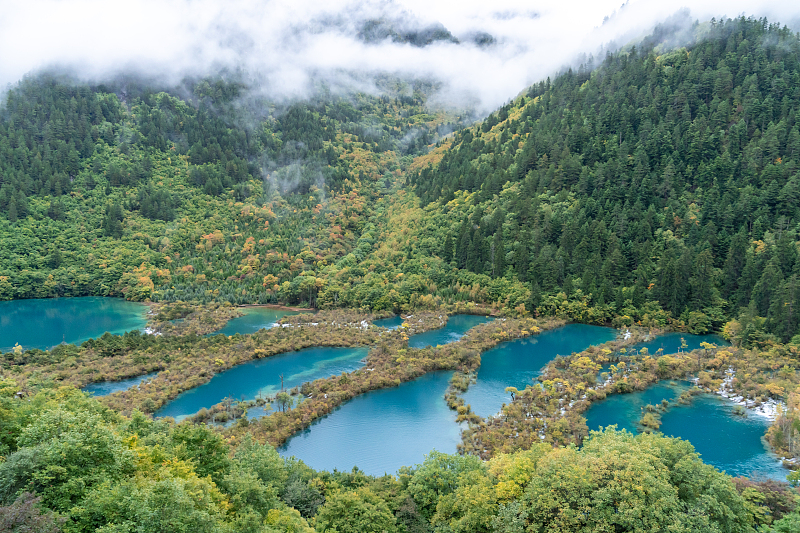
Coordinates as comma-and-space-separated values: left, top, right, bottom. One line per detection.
156, 346, 368, 420
0, 297, 148, 352
280, 372, 460, 475
373, 316, 404, 330
82, 372, 159, 396
209, 308, 298, 336
408, 314, 493, 348
463, 324, 617, 418
595, 333, 729, 382
585, 381, 690, 433
660, 394, 786, 480
584, 382, 786, 480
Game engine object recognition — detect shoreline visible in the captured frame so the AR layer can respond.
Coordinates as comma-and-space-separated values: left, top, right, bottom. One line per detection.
714, 367, 783, 422
706, 367, 793, 473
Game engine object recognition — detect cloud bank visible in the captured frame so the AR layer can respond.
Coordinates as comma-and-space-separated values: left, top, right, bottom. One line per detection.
1, 0, 800, 113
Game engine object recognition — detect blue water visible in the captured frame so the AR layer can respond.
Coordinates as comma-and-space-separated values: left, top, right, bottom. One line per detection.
280, 372, 460, 475
585, 382, 690, 433
373, 316, 404, 330
629, 333, 728, 355
245, 404, 271, 420
462, 324, 617, 418
0, 297, 148, 352
408, 314, 493, 349
156, 346, 369, 420
660, 394, 786, 480
209, 308, 297, 336
82, 372, 159, 396
584, 382, 786, 480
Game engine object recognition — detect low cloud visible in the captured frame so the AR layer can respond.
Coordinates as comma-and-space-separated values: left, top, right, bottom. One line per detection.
2, 0, 800, 113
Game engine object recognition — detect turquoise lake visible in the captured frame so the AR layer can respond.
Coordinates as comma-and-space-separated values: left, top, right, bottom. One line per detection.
280, 372, 460, 475
156, 346, 369, 420
0, 297, 148, 352
83, 372, 159, 396
462, 324, 617, 418
408, 314, 493, 348
1, 296, 774, 480
209, 308, 298, 336
629, 332, 728, 355
584, 381, 690, 433
373, 316, 404, 330
584, 382, 786, 480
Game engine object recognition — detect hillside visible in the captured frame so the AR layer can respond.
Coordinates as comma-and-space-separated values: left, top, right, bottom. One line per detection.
395, 17, 800, 345
0, 76, 463, 304
3, 18, 800, 347
3, 18, 800, 349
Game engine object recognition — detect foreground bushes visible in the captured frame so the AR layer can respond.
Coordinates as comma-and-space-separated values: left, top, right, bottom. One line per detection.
1, 383, 797, 532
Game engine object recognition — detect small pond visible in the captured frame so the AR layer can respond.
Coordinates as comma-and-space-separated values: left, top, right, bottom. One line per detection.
584, 381, 690, 433
280, 372, 460, 476
82, 372, 159, 397
0, 297, 148, 352
584, 382, 786, 480
156, 346, 368, 420
462, 324, 617, 418
408, 314, 493, 349
208, 308, 299, 336
372, 316, 404, 330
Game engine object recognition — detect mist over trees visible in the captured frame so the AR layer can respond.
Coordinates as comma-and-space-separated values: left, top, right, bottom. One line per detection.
2, 18, 800, 346
410, 17, 800, 344
0, 71, 459, 304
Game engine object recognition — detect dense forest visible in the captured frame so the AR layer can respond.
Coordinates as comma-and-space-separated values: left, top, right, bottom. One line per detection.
0, 74, 457, 304
405, 17, 800, 345
3, 17, 800, 349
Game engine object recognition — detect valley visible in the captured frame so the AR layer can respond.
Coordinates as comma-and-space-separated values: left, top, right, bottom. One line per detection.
2, 13, 800, 533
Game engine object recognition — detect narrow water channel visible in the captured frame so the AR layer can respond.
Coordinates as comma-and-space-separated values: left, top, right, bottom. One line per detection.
372, 316, 404, 330
156, 346, 368, 420
462, 324, 617, 418
208, 307, 298, 336
82, 372, 159, 396
629, 332, 728, 354
408, 314, 493, 348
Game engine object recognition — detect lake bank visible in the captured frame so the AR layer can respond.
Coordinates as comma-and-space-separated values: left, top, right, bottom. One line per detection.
461, 324, 617, 418
156, 346, 369, 420
226, 315, 563, 448
583, 380, 788, 480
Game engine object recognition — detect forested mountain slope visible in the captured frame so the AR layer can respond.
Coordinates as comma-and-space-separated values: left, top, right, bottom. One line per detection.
3, 17, 800, 347
0, 76, 460, 304
404, 17, 800, 344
